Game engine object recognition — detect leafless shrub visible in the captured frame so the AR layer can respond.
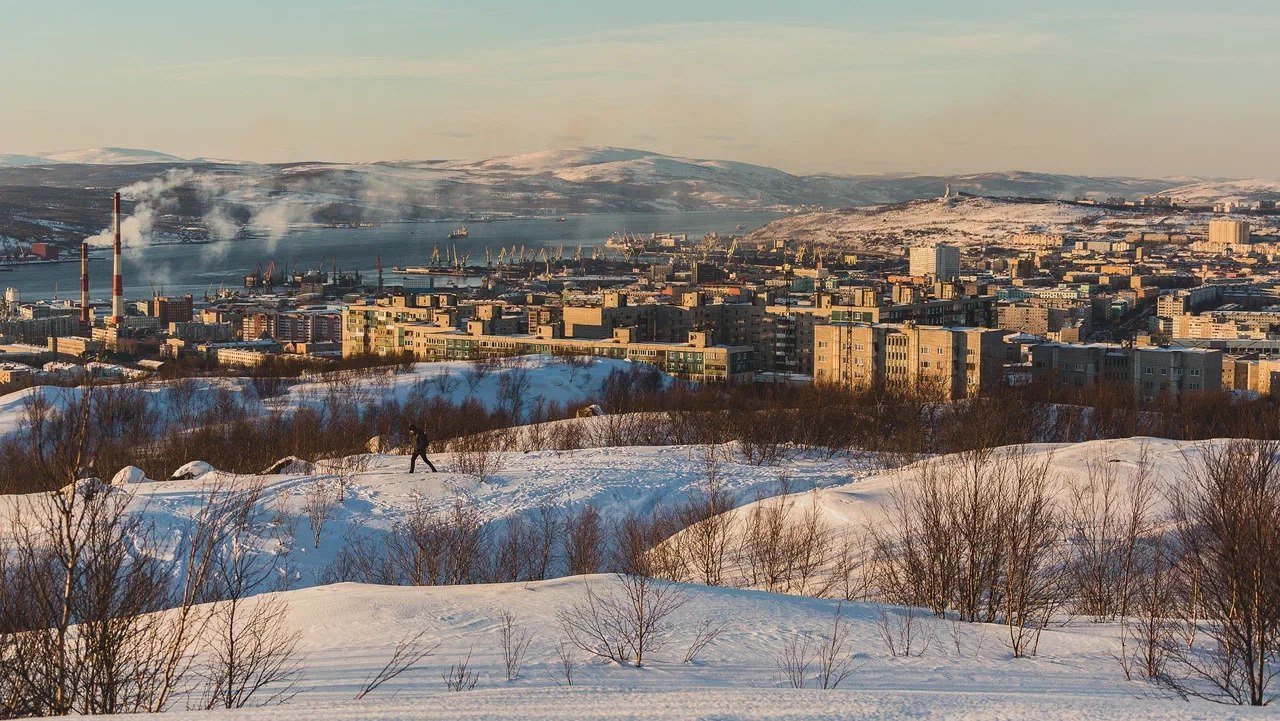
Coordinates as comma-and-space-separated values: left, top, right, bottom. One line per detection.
442, 649, 479, 692
875, 607, 933, 658
324, 454, 371, 502
557, 575, 688, 667
0, 483, 182, 716
498, 610, 533, 681
354, 631, 438, 700
1119, 542, 1176, 682
303, 481, 338, 549
448, 432, 506, 483
776, 636, 815, 689
674, 450, 738, 587
464, 361, 491, 393
682, 617, 727, 664
387, 499, 489, 586
563, 505, 605, 576
497, 367, 532, 420
612, 508, 684, 580
1156, 439, 1280, 706
429, 368, 460, 396
320, 526, 397, 585
552, 641, 577, 686
1064, 446, 1156, 621
200, 485, 305, 710
815, 604, 854, 689
1000, 452, 1063, 658
739, 478, 835, 596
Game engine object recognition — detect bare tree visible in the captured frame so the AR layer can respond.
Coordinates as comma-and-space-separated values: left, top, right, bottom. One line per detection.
815, 604, 854, 689
303, 481, 337, 549
498, 610, 533, 681
442, 649, 479, 692
776, 636, 815, 689
557, 575, 688, 667
999, 451, 1062, 658
563, 505, 605, 576
1158, 440, 1280, 706
200, 484, 304, 710
386, 499, 489, 586
1064, 446, 1156, 621
876, 607, 933, 658
681, 617, 727, 664
354, 631, 437, 700
448, 432, 506, 483
676, 454, 738, 587
552, 642, 577, 686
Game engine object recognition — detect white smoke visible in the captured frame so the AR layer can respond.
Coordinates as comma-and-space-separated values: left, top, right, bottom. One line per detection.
84, 168, 193, 249
249, 200, 316, 252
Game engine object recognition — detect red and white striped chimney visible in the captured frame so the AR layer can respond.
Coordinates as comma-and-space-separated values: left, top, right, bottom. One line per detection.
80, 240, 90, 329
111, 192, 125, 326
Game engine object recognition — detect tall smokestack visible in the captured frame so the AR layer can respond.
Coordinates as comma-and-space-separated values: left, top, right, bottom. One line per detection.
80, 241, 90, 329
111, 192, 125, 327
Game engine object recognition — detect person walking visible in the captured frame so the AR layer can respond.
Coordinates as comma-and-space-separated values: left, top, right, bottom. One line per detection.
407, 423, 437, 473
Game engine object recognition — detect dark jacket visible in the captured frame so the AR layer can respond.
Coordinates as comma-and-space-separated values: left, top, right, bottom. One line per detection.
409, 425, 429, 452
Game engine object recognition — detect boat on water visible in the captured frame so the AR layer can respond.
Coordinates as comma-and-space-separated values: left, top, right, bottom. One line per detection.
447, 226, 469, 239
556, 217, 566, 222
391, 266, 481, 277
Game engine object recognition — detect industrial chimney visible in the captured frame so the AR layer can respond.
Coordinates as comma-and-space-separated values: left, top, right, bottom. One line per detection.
111, 192, 125, 327
80, 240, 90, 329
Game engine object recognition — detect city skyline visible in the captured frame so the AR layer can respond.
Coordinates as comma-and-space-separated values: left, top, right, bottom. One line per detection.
3, 1, 1280, 177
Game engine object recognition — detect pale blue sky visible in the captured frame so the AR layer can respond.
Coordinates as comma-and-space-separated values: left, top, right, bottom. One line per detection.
1, 1, 1277, 176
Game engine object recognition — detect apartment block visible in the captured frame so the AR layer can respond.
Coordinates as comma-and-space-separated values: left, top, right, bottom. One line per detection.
908, 243, 961, 281
813, 322, 1005, 400
1029, 343, 1222, 397
1225, 356, 1280, 397
1207, 219, 1250, 248
401, 326, 755, 382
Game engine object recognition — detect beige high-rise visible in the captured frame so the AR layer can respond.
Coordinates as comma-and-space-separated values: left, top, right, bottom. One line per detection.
813, 322, 1005, 399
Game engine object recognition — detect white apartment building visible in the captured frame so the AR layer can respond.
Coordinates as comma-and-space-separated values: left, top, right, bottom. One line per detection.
908, 243, 961, 281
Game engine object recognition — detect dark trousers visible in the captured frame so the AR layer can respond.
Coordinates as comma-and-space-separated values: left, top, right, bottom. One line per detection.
410, 449, 436, 473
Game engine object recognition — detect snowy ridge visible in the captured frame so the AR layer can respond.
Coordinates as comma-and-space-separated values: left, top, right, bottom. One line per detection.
664, 437, 1197, 592
1152, 177, 1280, 204
27, 147, 189, 165
745, 195, 1200, 248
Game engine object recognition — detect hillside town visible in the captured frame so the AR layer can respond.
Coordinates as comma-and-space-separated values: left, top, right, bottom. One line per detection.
4, 190, 1280, 403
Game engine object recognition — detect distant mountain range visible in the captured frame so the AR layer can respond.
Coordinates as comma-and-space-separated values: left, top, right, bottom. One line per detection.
0, 146, 1278, 245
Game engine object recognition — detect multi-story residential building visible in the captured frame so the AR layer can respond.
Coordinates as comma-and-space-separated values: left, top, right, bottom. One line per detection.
244, 309, 343, 343
342, 295, 464, 357
1171, 313, 1271, 341
996, 303, 1091, 337
1225, 356, 1280, 397
908, 243, 961, 281
0, 313, 76, 345
1029, 342, 1222, 398
401, 325, 755, 382
813, 322, 1005, 400
1208, 219, 1250, 249
149, 295, 194, 325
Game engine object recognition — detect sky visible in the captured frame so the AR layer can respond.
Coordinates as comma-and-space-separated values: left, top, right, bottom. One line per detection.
2, 0, 1278, 177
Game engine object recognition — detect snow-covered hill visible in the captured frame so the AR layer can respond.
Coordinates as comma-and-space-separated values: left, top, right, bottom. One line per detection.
0, 427, 1254, 718
20, 147, 189, 165
1152, 178, 1280, 205
744, 195, 1202, 249
66, 577, 1235, 720
664, 436, 1193, 592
